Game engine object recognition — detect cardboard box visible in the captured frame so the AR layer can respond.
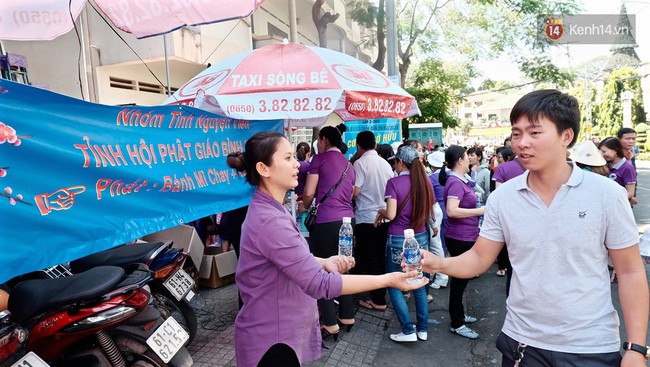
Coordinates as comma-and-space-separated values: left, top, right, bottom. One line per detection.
199, 251, 237, 288
142, 225, 204, 274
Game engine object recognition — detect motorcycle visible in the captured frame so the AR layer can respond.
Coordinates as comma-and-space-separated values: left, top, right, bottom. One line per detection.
66, 241, 200, 345
0, 309, 32, 367
7, 264, 192, 367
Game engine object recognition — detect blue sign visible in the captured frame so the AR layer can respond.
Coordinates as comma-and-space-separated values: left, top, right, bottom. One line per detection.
0, 80, 282, 282
343, 118, 400, 159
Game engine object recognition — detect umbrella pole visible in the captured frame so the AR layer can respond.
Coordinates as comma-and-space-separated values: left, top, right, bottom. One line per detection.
163, 34, 171, 96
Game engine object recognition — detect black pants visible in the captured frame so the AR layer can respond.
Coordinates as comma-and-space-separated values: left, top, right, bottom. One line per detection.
445, 236, 475, 329
354, 222, 388, 306
258, 343, 300, 367
496, 332, 621, 367
497, 245, 512, 297
309, 220, 355, 326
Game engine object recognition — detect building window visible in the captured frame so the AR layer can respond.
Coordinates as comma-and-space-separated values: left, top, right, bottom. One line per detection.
268, 23, 288, 39
109, 76, 178, 95
477, 113, 483, 118
464, 113, 472, 119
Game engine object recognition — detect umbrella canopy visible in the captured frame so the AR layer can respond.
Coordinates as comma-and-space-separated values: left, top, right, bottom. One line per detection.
164, 42, 420, 126
0, 0, 264, 41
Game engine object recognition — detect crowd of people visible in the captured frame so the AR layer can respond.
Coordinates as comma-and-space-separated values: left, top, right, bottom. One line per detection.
196, 89, 647, 367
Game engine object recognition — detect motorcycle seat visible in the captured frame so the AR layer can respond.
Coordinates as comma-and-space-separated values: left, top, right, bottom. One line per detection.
69, 241, 169, 273
8, 266, 125, 325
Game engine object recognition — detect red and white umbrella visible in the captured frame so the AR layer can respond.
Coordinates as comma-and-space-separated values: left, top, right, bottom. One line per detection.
0, 0, 265, 41
164, 42, 420, 126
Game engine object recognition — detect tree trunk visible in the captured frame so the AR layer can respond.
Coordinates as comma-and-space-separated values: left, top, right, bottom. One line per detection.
312, 0, 339, 48
372, 0, 386, 71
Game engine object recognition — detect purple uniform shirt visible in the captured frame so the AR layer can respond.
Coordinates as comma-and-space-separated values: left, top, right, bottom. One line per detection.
309, 149, 355, 223
296, 160, 310, 196
608, 158, 636, 187
493, 159, 526, 183
235, 189, 343, 366
385, 174, 435, 235
443, 174, 479, 241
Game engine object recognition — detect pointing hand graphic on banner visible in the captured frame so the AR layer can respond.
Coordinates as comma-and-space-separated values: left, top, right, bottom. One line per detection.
34, 186, 86, 216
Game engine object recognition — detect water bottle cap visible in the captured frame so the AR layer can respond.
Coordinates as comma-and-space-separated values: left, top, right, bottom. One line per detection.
342, 217, 351, 223
404, 229, 415, 237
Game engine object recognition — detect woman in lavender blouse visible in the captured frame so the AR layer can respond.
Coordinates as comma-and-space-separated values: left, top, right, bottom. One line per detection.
227, 132, 424, 366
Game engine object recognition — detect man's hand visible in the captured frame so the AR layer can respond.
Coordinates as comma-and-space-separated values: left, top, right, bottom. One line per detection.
401, 249, 444, 274
621, 349, 647, 367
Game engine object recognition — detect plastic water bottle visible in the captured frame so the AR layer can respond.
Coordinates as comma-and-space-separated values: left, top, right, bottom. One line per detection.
476, 192, 484, 228
403, 229, 424, 285
338, 217, 353, 257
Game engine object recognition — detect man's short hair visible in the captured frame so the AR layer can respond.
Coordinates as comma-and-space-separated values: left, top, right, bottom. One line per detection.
356, 131, 376, 150
510, 89, 580, 147
617, 127, 637, 138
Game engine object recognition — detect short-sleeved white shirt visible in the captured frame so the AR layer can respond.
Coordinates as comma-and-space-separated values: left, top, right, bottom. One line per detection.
480, 162, 638, 353
353, 150, 394, 224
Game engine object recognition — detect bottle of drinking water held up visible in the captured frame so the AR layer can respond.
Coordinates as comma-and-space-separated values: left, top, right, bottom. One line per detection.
476, 192, 484, 228
403, 229, 424, 285
338, 217, 353, 257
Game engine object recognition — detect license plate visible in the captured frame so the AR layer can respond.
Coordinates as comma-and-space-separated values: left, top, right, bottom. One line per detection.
163, 269, 195, 301
11, 352, 50, 367
146, 317, 189, 363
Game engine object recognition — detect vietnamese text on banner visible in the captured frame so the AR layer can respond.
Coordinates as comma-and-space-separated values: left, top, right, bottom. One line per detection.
0, 80, 282, 282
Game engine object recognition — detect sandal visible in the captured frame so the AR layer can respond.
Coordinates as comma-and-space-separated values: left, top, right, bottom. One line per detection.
359, 299, 387, 311
496, 269, 507, 277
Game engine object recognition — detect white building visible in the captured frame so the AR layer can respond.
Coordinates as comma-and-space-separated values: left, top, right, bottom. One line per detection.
2, 0, 375, 106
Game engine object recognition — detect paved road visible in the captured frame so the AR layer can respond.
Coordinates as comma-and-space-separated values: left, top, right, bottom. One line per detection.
189, 162, 650, 366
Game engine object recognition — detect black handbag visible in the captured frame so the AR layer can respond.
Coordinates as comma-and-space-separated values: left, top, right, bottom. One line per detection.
304, 162, 350, 232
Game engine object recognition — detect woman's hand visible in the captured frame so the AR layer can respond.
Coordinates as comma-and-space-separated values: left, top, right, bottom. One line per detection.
432, 227, 439, 238
323, 255, 355, 273
384, 271, 429, 291
374, 209, 388, 227
297, 200, 306, 214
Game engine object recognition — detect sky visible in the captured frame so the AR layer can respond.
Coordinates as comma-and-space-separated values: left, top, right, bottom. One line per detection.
476, 0, 650, 83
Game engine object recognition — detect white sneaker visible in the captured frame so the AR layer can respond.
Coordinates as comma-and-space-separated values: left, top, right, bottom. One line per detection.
464, 315, 477, 323
429, 276, 448, 289
390, 332, 417, 343
449, 325, 479, 339
416, 331, 428, 341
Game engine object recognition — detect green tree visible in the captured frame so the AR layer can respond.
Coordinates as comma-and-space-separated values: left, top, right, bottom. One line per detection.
404, 59, 475, 130
595, 67, 646, 138
568, 81, 598, 142
348, 0, 579, 86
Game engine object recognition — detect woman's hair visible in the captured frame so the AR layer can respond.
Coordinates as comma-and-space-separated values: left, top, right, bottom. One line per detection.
400, 155, 434, 230
296, 142, 310, 161
598, 137, 625, 159
575, 162, 609, 176
319, 123, 346, 149
376, 143, 394, 161
404, 139, 423, 151
438, 145, 466, 186
227, 131, 285, 186
499, 147, 515, 162
467, 146, 484, 163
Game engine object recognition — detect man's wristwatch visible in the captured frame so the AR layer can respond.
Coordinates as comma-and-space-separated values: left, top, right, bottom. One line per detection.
623, 342, 650, 360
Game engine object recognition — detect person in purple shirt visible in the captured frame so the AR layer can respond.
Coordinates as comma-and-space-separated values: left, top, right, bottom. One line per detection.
295, 142, 311, 198
492, 147, 525, 281
375, 145, 435, 343
302, 124, 357, 339
438, 145, 485, 340
227, 132, 424, 366
599, 137, 637, 206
